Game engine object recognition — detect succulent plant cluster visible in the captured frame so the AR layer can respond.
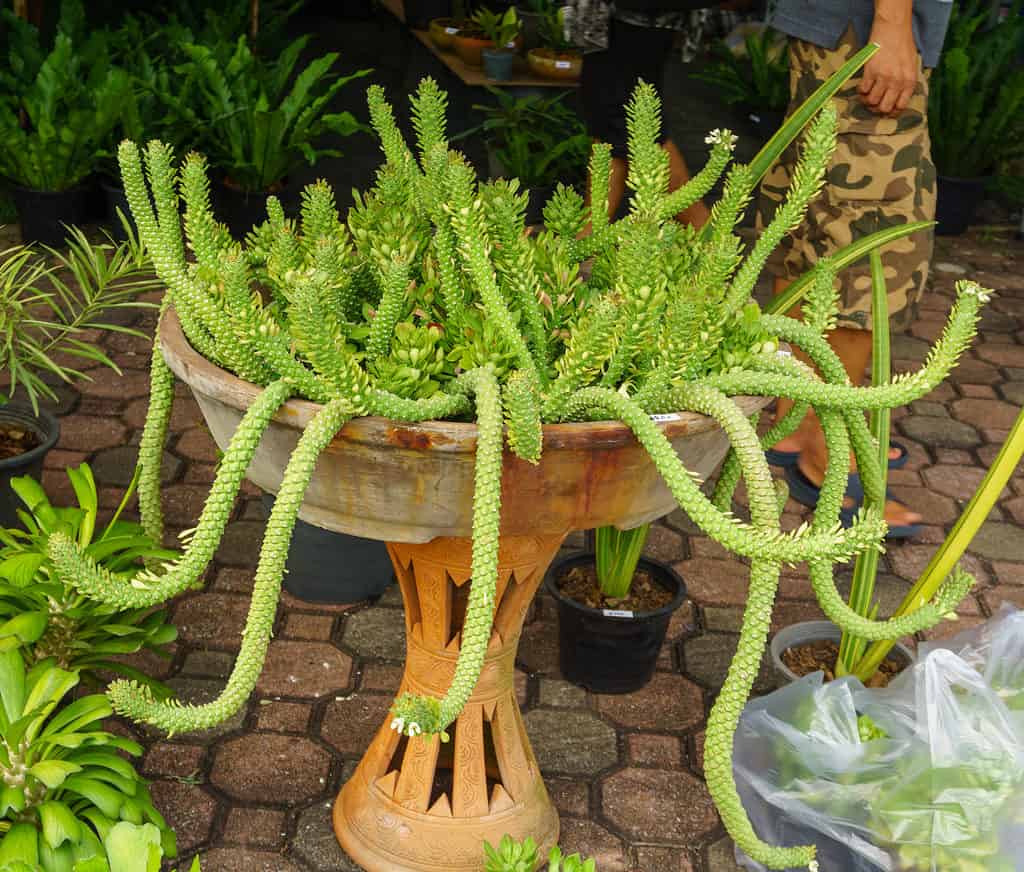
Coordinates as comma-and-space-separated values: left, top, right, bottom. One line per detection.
46, 62, 993, 870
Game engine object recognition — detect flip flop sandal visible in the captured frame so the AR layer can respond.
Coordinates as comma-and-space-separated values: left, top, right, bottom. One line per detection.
767, 441, 909, 470
784, 466, 922, 540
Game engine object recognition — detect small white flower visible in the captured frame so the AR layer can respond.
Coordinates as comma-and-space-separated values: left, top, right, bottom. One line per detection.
390, 716, 405, 734
705, 128, 738, 150
407, 722, 422, 737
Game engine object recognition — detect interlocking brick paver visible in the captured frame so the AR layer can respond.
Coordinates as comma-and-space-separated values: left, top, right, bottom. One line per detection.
524, 709, 619, 775
211, 734, 332, 803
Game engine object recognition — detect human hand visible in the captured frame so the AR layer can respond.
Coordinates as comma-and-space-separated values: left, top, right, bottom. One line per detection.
859, 16, 919, 116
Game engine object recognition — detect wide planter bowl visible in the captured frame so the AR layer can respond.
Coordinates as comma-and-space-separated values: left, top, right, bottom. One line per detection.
0, 404, 60, 529
482, 47, 516, 81
770, 620, 915, 685
428, 17, 466, 50
453, 30, 494, 68
545, 552, 687, 693
159, 307, 768, 871
10, 183, 91, 248
935, 175, 987, 237
526, 48, 583, 81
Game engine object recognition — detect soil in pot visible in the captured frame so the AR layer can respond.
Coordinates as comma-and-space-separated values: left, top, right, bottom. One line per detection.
547, 552, 687, 694
782, 639, 907, 688
0, 405, 60, 529
11, 184, 91, 248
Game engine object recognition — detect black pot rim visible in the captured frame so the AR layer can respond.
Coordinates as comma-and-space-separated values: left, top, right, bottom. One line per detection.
545, 550, 687, 621
0, 405, 61, 472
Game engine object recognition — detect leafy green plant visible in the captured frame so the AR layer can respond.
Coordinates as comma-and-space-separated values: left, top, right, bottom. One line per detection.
167, 34, 371, 193
0, 2, 130, 191
49, 49, 994, 871
472, 7, 520, 48
460, 89, 590, 189
693, 27, 790, 113
0, 651, 175, 870
929, 0, 1024, 179
0, 464, 177, 690
593, 525, 650, 601
535, 5, 573, 51
482, 836, 597, 871
0, 228, 158, 413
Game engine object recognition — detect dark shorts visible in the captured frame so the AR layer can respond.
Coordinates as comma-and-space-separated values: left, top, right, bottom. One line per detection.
579, 18, 675, 158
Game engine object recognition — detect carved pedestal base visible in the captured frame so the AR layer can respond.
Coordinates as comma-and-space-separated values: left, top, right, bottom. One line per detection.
334, 535, 563, 872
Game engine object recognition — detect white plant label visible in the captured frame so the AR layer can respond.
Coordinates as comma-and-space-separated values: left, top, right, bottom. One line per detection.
602, 609, 634, 618
445, 26, 459, 34
555, 60, 572, 69
650, 413, 681, 423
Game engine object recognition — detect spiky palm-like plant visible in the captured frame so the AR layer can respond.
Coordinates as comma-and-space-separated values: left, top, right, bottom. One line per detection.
49, 59, 991, 868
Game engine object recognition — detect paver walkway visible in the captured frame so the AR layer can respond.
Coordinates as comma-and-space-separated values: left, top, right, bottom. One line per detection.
19, 226, 1024, 872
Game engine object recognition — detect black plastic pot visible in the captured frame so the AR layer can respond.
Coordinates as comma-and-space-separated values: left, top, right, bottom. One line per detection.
0, 405, 60, 530
744, 107, 785, 144
482, 47, 516, 81
259, 494, 393, 603
545, 551, 687, 694
517, 9, 543, 51
10, 183, 90, 248
214, 178, 299, 240
935, 175, 987, 237
101, 180, 135, 243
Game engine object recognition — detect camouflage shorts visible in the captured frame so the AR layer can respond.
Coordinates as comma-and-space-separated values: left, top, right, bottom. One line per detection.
757, 26, 937, 332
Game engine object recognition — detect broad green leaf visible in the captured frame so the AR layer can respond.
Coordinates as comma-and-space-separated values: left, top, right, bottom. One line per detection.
10, 477, 54, 528
0, 649, 26, 724
0, 785, 26, 817
103, 822, 162, 872
0, 553, 46, 587
29, 760, 82, 789
0, 822, 39, 866
0, 612, 48, 646
38, 800, 82, 849
62, 777, 123, 818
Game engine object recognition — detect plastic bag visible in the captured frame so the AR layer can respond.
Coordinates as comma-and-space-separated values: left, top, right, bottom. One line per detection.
733, 609, 1024, 871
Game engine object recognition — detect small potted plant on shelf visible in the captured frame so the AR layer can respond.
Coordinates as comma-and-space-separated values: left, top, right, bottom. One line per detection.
458, 88, 590, 223
0, 4, 130, 247
53, 46, 992, 871
546, 523, 688, 693
516, 0, 555, 51
453, 6, 501, 68
527, 5, 582, 81
476, 6, 521, 81
166, 32, 371, 236
0, 229, 157, 528
429, 0, 473, 51
693, 25, 790, 143
929, 0, 1024, 235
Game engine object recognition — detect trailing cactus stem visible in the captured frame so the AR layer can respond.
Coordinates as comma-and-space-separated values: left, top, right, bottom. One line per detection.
105, 398, 353, 734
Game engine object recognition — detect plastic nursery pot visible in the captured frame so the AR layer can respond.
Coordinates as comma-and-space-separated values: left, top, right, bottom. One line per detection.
545, 551, 688, 694
453, 30, 494, 67
259, 494, 394, 603
214, 176, 297, 240
0, 404, 60, 530
770, 620, 915, 686
526, 48, 583, 81
428, 17, 466, 50
101, 180, 136, 243
935, 175, 988, 237
482, 47, 516, 81
10, 183, 91, 248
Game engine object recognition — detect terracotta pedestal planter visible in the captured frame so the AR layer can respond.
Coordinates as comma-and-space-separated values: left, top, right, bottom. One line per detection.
159, 307, 770, 871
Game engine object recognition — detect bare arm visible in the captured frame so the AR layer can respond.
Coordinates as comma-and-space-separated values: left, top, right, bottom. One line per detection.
860, 0, 919, 116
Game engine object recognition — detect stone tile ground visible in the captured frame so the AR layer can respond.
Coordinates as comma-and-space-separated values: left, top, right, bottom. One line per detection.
12, 219, 1024, 869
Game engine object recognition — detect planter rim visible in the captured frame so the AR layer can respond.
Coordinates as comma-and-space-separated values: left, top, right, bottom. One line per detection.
770, 619, 915, 685
0, 404, 61, 472
159, 306, 770, 453
544, 550, 687, 620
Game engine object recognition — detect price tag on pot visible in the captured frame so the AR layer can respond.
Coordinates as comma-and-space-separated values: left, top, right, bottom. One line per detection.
602, 609, 634, 618
445, 26, 458, 33
650, 413, 681, 423
555, 59, 572, 69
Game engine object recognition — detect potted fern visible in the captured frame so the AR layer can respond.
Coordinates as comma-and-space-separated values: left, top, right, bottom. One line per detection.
0, 4, 130, 247
166, 33, 370, 236
53, 44, 992, 871
929, 0, 1024, 235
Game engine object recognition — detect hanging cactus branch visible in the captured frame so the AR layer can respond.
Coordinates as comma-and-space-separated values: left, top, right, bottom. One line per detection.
54, 70, 993, 870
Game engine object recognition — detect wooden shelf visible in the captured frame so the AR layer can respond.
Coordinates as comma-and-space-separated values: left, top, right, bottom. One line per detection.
379, 0, 404, 22
411, 29, 578, 88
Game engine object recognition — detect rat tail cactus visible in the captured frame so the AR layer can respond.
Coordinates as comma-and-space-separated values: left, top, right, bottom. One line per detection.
52, 62, 992, 869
